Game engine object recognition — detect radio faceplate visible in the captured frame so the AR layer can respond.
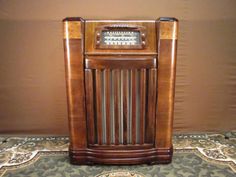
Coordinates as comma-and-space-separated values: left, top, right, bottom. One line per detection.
95, 25, 146, 49
85, 21, 157, 55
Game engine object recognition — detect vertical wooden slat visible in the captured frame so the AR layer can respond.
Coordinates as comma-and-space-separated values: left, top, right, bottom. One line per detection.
131, 69, 137, 144
96, 69, 103, 145
140, 69, 146, 144
105, 69, 111, 145
146, 68, 157, 143
85, 69, 95, 144
114, 69, 120, 145
122, 70, 128, 144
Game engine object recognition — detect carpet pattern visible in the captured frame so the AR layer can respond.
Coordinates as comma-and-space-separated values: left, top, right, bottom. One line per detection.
0, 132, 235, 176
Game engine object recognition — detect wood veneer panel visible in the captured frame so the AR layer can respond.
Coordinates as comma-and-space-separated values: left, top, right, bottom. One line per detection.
155, 19, 178, 148
104, 69, 111, 145
85, 69, 95, 144
140, 69, 146, 144
85, 21, 156, 55
146, 68, 157, 143
95, 69, 103, 145
85, 57, 156, 69
113, 69, 120, 145
63, 18, 87, 150
122, 69, 128, 145
131, 69, 137, 144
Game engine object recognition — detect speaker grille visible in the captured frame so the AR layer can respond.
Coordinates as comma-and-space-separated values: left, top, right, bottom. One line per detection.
85, 68, 157, 145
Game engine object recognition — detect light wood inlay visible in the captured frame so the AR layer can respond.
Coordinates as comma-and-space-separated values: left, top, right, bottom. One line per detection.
159, 22, 178, 40
64, 21, 82, 39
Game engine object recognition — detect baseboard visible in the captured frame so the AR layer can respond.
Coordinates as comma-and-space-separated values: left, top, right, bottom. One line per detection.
69, 146, 173, 165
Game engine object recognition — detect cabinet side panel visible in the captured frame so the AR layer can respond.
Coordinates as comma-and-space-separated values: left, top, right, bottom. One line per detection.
63, 19, 87, 149
155, 18, 178, 148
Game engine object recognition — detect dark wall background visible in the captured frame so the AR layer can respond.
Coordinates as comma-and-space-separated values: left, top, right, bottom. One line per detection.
0, 0, 236, 135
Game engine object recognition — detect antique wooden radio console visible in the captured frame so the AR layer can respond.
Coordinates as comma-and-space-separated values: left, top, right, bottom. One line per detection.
63, 17, 178, 165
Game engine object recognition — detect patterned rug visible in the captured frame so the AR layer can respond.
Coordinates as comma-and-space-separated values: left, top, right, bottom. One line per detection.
0, 132, 235, 177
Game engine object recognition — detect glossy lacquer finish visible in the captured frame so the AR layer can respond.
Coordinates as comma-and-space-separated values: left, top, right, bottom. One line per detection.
63, 17, 178, 165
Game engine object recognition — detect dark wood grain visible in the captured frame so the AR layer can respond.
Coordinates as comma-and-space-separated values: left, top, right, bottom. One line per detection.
85, 69, 95, 144
131, 69, 137, 144
140, 69, 146, 144
155, 19, 178, 149
70, 147, 172, 165
113, 69, 120, 145
146, 68, 157, 143
85, 57, 156, 69
95, 69, 103, 145
63, 19, 87, 150
85, 21, 157, 55
122, 69, 128, 145
104, 69, 111, 145
89, 143, 153, 150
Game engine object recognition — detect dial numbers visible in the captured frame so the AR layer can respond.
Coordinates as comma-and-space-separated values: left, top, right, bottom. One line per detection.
101, 31, 141, 46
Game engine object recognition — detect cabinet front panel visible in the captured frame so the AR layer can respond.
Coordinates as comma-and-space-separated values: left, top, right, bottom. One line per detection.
85, 65, 157, 147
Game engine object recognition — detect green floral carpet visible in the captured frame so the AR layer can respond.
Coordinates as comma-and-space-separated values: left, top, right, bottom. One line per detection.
0, 132, 235, 177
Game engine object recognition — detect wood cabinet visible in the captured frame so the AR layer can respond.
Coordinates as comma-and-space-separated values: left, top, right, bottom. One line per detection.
63, 17, 178, 165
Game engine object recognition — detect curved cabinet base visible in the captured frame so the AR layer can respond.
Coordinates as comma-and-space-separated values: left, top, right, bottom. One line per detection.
69, 147, 173, 165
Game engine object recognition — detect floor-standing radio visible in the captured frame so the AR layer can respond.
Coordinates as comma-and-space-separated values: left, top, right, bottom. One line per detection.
63, 17, 178, 165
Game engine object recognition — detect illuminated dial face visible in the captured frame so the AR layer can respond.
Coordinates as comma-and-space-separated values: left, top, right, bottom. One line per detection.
101, 31, 141, 46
